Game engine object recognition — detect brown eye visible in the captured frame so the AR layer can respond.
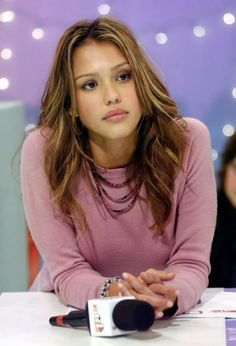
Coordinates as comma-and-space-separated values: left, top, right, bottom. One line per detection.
82, 81, 97, 90
117, 71, 132, 82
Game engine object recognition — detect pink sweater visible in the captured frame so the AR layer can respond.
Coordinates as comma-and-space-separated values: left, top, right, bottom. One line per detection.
21, 117, 216, 315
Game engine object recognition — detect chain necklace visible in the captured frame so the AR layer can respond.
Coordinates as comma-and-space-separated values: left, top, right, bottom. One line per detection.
91, 166, 142, 216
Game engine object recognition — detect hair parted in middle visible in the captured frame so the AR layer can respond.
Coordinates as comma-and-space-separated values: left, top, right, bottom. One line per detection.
37, 16, 186, 233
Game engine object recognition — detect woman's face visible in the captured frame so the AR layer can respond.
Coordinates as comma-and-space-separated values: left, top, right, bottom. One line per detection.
72, 39, 142, 148
224, 158, 236, 208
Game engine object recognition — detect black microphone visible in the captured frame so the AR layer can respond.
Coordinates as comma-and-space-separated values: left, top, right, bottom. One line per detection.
49, 309, 87, 328
112, 299, 155, 331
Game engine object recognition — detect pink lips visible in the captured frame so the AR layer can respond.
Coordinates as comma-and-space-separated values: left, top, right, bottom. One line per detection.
103, 108, 128, 121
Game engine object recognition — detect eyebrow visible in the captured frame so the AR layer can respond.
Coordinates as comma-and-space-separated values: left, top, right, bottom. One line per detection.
74, 62, 129, 81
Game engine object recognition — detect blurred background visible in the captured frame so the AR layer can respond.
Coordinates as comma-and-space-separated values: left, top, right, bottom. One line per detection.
0, 0, 235, 291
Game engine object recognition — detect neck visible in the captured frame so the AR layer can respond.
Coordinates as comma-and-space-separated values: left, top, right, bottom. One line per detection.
89, 136, 137, 169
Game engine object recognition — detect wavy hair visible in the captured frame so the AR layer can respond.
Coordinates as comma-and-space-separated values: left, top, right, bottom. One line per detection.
37, 17, 186, 233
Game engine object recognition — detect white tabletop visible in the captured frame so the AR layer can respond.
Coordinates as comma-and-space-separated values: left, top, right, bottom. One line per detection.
0, 290, 226, 346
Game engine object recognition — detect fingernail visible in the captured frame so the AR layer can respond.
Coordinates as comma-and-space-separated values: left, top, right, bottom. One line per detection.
167, 301, 173, 308
122, 272, 128, 279
167, 272, 174, 277
156, 311, 164, 318
175, 290, 180, 296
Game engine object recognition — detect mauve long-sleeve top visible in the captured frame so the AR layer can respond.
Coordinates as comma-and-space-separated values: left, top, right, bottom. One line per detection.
21, 117, 217, 315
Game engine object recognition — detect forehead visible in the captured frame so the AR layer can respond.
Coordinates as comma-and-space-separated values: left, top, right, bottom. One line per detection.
72, 40, 127, 74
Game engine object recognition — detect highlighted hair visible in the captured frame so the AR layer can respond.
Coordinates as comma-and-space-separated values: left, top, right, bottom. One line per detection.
38, 17, 186, 233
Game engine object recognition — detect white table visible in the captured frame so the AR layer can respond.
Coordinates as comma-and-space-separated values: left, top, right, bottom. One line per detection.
0, 290, 226, 346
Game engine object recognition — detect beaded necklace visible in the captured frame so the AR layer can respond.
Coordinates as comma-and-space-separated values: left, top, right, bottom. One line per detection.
91, 165, 142, 216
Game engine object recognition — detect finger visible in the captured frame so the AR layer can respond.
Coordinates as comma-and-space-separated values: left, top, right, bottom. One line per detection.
137, 275, 146, 284
122, 272, 175, 303
118, 281, 134, 297
140, 269, 175, 284
154, 308, 164, 319
139, 272, 162, 285
149, 283, 179, 302
118, 281, 174, 312
122, 272, 154, 296
118, 281, 152, 302
134, 292, 174, 311
119, 279, 148, 297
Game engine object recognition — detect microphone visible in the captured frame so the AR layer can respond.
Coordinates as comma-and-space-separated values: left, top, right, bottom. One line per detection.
86, 296, 155, 337
49, 309, 87, 328
49, 296, 155, 337
112, 299, 155, 331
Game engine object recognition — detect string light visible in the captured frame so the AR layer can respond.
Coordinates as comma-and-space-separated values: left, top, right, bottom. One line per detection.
0, 10, 15, 22
98, 4, 110, 15
232, 87, 236, 99
193, 25, 206, 37
155, 32, 168, 45
0, 48, 12, 60
0, 4, 235, 156
223, 13, 235, 25
0, 77, 10, 90
222, 124, 235, 137
212, 149, 218, 161
24, 123, 36, 133
32, 28, 44, 40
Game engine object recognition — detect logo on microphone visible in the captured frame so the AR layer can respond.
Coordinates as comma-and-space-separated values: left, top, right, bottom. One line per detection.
92, 304, 104, 333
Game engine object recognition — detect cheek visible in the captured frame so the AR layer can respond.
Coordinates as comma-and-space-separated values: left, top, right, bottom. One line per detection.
76, 95, 96, 121
126, 86, 142, 111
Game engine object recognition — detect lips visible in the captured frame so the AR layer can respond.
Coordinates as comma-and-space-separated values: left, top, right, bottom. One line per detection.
103, 108, 128, 120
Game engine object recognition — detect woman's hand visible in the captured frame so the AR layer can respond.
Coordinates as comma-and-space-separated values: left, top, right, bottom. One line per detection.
138, 268, 179, 305
118, 269, 179, 318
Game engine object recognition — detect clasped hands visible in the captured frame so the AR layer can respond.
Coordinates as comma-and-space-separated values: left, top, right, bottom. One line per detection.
117, 269, 179, 318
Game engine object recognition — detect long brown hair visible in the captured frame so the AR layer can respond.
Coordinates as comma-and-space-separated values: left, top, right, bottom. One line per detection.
37, 16, 186, 233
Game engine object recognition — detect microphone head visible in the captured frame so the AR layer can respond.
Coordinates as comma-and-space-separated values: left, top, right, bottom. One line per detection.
112, 299, 155, 331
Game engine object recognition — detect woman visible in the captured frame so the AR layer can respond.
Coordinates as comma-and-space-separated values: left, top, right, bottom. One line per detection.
209, 133, 236, 287
21, 17, 216, 318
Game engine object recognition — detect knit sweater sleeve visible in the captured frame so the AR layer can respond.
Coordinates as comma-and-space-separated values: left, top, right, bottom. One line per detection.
21, 129, 106, 309
165, 118, 217, 315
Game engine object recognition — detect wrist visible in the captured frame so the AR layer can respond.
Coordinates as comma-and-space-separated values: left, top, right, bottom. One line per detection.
100, 276, 120, 298
107, 281, 120, 297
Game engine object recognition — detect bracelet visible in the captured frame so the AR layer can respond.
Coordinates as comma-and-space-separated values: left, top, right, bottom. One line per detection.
100, 276, 120, 298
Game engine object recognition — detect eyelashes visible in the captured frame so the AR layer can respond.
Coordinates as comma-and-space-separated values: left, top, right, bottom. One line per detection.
80, 70, 133, 91
117, 70, 132, 81
82, 81, 97, 90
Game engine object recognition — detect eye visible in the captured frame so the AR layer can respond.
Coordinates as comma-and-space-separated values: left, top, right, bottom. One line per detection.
82, 80, 97, 90
117, 70, 132, 82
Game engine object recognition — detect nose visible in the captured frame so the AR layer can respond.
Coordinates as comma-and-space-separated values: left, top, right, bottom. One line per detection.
103, 82, 121, 106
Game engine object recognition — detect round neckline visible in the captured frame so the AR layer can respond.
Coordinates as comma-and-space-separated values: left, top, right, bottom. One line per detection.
90, 161, 134, 180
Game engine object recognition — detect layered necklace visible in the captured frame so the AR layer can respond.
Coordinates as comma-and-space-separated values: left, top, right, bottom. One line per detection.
91, 164, 142, 217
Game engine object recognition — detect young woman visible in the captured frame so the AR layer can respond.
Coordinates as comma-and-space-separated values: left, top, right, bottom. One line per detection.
21, 17, 216, 318
209, 133, 236, 287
